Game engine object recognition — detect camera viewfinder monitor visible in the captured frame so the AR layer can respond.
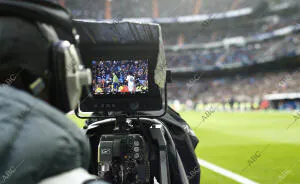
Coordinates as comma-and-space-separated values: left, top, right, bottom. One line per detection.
77, 54, 166, 118
75, 20, 167, 118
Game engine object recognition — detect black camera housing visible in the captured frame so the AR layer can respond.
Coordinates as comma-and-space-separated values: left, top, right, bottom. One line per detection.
75, 21, 166, 117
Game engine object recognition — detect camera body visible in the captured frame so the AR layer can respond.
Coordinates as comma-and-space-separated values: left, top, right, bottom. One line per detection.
75, 20, 185, 184
98, 134, 150, 184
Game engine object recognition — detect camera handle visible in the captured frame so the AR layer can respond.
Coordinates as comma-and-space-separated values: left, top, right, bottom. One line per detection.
149, 124, 170, 184
113, 115, 133, 133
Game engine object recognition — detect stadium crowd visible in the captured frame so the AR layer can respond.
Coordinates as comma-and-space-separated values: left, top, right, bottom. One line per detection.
166, 33, 300, 68
168, 69, 300, 111
162, 12, 300, 45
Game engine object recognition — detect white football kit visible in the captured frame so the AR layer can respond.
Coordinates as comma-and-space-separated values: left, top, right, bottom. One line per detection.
126, 75, 135, 92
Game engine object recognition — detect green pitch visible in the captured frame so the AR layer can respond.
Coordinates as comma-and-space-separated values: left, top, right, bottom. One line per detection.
68, 111, 300, 184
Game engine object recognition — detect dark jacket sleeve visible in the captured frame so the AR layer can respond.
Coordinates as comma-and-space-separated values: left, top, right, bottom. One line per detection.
0, 86, 91, 184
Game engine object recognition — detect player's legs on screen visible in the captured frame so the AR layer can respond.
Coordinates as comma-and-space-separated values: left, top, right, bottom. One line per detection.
113, 82, 118, 92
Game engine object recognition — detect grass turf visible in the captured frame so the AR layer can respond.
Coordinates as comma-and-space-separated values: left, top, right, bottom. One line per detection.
68, 111, 300, 184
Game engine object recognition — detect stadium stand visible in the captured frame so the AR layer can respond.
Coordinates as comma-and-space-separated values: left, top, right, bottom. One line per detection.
162, 10, 300, 45
64, 0, 106, 19
199, 0, 262, 14
168, 69, 300, 109
58, 0, 265, 19
166, 33, 300, 68
110, 0, 152, 18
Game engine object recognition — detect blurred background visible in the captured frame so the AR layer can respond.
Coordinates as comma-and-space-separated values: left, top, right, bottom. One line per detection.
58, 0, 300, 183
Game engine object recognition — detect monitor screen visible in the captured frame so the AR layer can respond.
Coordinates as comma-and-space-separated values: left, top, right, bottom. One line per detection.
91, 60, 149, 95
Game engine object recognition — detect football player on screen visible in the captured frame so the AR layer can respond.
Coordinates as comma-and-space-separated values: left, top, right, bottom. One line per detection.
112, 72, 119, 93
126, 72, 136, 93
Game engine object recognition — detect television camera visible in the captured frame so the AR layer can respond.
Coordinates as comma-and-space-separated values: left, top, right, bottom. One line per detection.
74, 20, 200, 184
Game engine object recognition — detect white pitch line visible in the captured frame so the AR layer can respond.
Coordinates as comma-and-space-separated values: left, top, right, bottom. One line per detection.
198, 158, 259, 184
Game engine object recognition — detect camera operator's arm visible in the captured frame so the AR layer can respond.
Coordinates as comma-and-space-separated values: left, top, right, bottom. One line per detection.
0, 86, 96, 184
